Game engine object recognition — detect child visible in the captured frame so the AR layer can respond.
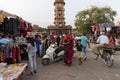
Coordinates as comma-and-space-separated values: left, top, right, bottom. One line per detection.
76, 39, 82, 65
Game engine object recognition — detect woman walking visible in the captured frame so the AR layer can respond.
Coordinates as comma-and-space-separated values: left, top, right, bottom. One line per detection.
27, 38, 37, 75
64, 34, 74, 66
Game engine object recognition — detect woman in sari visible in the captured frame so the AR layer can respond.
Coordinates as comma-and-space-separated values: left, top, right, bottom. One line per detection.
63, 34, 74, 66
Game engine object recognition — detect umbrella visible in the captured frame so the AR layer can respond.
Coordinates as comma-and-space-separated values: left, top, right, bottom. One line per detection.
0, 38, 10, 44
99, 23, 114, 28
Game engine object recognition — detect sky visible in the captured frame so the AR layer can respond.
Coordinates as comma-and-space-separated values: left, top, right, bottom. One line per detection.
0, 0, 120, 28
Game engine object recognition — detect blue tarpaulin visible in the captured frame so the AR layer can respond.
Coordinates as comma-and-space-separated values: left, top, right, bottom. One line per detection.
0, 38, 10, 44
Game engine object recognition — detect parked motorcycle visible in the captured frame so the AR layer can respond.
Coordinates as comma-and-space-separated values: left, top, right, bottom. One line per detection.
41, 44, 64, 65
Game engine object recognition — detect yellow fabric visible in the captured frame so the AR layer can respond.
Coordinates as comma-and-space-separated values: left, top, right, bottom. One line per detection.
77, 51, 82, 58
26, 22, 28, 28
0, 13, 4, 23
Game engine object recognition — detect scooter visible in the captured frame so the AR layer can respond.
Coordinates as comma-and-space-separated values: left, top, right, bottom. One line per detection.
41, 44, 64, 65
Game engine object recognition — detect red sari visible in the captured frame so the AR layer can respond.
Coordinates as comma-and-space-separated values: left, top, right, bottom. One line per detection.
64, 35, 74, 66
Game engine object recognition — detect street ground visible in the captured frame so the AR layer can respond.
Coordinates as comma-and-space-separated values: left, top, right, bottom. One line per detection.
21, 45, 120, 80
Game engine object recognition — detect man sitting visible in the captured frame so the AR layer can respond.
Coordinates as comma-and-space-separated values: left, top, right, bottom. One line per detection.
92, 32, 109, 59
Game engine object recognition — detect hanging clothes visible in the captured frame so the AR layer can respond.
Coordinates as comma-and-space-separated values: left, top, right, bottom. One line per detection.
0, 23, 4, 33
9, 18, 14, 33
0, 13, 4, 23
26, 22, 28, 29
21, 21, 25, 30
23, 30, 28, 36
4, 17, 9, 33
11, 45, 21, 63
16, 18, 21, 27
91, 26, 95, 32
95, 25, 99, 31
4, 46, 12, 64
24, 21, 27, 30
27, 23, 31, 31
20, 21, 25, 34
29, 25, 33, 32
0, 46, 6, 62
16, 18, 21, 35
12, 18, 17, 33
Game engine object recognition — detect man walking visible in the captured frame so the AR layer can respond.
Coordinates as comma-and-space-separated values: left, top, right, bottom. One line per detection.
80, 33, 90, 60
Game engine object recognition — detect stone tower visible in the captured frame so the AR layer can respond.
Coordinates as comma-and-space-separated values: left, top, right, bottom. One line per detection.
48, 0, 72, 35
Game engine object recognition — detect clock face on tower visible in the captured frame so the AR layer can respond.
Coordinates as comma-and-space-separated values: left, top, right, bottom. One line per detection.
58, 4, 62, 7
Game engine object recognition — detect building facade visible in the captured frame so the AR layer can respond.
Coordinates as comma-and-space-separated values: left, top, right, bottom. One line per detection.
48, 0, 72, 35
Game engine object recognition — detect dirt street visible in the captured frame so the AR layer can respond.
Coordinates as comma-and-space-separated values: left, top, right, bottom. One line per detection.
21, 48, 120, 80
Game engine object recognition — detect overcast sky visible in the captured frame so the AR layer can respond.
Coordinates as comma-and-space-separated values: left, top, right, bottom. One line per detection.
0, 0, 120, 28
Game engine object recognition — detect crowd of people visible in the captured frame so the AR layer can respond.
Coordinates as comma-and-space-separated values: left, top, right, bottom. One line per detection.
0, 31, 120, 76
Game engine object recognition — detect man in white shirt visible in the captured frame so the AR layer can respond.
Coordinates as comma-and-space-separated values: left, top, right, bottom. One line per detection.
92, 32, 109, 59
96, 32, 109, 44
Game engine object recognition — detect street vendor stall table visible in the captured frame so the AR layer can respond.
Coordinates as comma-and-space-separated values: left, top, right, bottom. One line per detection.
0, 63, 28, 80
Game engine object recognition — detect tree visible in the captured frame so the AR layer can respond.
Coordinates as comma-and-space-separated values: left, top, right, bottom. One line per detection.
74, 6, 117, 34
33, 24, 47, 32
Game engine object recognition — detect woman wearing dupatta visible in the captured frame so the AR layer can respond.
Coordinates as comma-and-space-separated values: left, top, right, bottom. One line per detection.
63, 34, 74, 66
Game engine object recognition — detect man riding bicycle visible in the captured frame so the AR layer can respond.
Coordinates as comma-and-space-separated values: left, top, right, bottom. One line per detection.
92, 31, 110, 57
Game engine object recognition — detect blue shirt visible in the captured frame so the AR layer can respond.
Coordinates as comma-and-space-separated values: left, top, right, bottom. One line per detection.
80, 36, 88, 47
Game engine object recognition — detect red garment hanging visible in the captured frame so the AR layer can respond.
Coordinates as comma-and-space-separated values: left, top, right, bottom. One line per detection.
95, 25, 99, 31
21, 22, 25, 30
11, 46, 21, 63
92, 26, 95, 32
29, 25, 33, 32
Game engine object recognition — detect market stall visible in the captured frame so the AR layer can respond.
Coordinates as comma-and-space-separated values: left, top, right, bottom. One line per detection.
0, 63, 28, 80
0, 10, 33, 35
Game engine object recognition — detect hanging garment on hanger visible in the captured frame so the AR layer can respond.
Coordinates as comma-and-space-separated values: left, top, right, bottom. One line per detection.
12, 18, 17, 33
4, 17, 9, 33
0, 23, 4, 32
0, 13, 4, 23
26, 22, 28, 29
9, 18, 14, 33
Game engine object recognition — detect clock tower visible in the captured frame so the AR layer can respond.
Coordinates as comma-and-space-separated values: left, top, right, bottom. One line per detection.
48, 0, 72, 35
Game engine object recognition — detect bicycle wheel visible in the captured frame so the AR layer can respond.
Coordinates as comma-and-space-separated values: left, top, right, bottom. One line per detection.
104, 53, 114, 67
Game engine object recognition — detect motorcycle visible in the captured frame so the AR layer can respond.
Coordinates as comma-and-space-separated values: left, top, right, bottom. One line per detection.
41, 44, 64, 65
